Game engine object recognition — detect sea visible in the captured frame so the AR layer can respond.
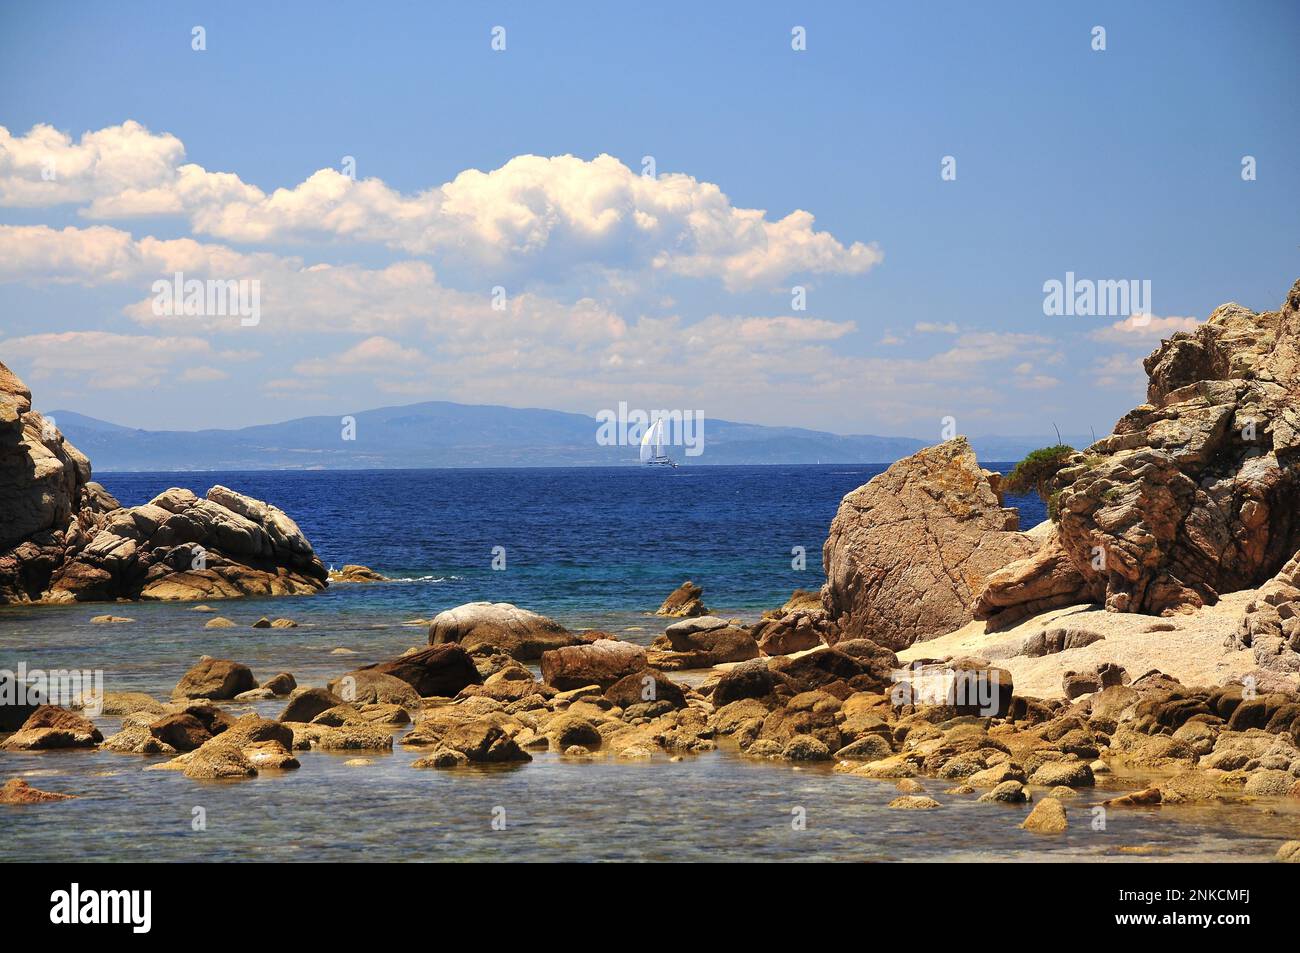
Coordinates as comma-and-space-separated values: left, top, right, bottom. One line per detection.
2, 465, 1295, 861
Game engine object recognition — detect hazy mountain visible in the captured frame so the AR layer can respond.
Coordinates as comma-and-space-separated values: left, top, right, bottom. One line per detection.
46, 402, 1088, 471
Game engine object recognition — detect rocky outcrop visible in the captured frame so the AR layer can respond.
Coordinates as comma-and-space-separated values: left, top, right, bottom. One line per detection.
821, 437, 1040, 649
977, 281, 1300, 622
0, 360, 328, 605
1233, 550, 1300, 683
427, 602, 582, 660
656, 580, 709, 617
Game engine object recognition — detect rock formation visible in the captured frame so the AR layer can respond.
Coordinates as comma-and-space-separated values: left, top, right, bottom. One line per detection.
977, 280, 1300, 622
0, 360, 327, 604
656, 580, 708, 617
820, 437, 1040, 649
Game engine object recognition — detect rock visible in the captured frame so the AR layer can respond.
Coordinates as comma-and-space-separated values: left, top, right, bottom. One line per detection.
1028, 760, 1095, 788
821, 437, 1040, 649
541, 640, 647, 690
328, 669, 421, 708
416, 718, 531, 764
89, 614, 133, 624
1063, 662, 1130, 699
101, 724, 177, 754
1242, 769, 1295, 797
0, 778, 76, 803
890, 658, 1013, 717
604, 670, 686, 710
244, 740, 299, 770
657, 624, 759, 665
834, 734, 894, 762
364, 644, 482, 697
0, 704, 102, 749
888, 795, 942, 809
0, 371, 329, 606
1021, 797, 1069, 833
1277, 841, 1300, 863
278, 687, 345, 723
771, 646, 893, 695
1019, 627, 1105, 657
252, 617, 271, 628
1103, 787, 1163, 807
753, 610, 829, 656
262, 672, 297, 696
311, 703, 409, 727
172, 658, 257, 699
978, 781, 1028, 803
180, 741, 258, 780
428, 602, 582, 660
979, 282, 1300, 620
782, 735, 832, 761
656, 580, 709, 617
291, 723, 394, 751
412, 748, 470, 769
545, 714, 603, 751
712, 659, 778, 705
204, 617, 236, 628
148, 713, 213, 751
328, 564, 386, 583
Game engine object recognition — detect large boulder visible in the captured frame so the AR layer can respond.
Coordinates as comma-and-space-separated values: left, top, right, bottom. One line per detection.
171, 658, 257, 700
427, 602, 582, 660
978, 281, 1300, 621
821, 437, 1039, 650
363, 644, 482, 698
0, 361, 328, 605
328, 669, 421, 708
541, 640, 647, 690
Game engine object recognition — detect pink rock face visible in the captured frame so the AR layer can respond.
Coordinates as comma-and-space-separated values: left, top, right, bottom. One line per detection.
977, 279, 1300, 623
820, 437, 1039, 650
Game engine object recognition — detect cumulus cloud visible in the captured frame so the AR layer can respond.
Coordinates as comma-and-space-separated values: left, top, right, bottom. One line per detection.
1089, 314, 1202, 342
914, 321, 959, 334
0, 123, 880, 290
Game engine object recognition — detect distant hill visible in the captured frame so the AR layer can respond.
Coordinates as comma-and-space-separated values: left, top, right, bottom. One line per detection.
45, 402, 1089, 471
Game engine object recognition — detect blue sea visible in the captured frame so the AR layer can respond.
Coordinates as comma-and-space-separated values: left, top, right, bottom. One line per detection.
3, 466, 1294, 861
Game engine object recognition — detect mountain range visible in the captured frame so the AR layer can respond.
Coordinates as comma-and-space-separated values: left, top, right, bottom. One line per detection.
46, 401, 1091, 471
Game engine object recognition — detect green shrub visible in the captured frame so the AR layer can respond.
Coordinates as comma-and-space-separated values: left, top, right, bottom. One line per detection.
1003, 444, 1075, 511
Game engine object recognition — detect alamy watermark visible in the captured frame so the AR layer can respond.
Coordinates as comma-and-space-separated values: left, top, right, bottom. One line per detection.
1, 663, 104, 716
1042, 271, 1151, 321
595, 402, 705, 457
152, 272, 260, 326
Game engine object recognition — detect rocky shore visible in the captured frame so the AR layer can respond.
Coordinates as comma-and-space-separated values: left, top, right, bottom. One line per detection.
3, 282, 1300, 861
0, 361, 327, 604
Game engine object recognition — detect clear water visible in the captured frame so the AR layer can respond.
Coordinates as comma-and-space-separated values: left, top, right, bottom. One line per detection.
3, 466, 1294, 861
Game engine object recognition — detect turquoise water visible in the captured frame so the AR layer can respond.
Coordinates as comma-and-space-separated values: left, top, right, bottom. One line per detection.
2, 466, 1294, 861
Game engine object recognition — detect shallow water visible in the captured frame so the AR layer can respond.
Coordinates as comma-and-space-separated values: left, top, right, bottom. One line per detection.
4, 466, 1294, 862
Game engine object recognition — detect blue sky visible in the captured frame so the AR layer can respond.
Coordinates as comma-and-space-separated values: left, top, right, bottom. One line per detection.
1, 0, 1297, 438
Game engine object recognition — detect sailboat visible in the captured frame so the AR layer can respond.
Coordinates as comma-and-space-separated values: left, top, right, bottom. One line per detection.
639, 417, 678, 468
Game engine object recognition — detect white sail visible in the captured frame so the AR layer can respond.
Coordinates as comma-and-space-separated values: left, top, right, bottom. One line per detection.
639, 417, 663, 462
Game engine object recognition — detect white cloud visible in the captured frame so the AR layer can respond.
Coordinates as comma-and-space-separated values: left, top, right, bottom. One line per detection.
1089, 314, 1201, 342
914, 321, 959, 334
0, 331, 216, 389
0, 123, 880, 290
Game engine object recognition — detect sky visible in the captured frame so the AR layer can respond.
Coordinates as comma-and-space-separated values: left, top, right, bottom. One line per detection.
1, 0, 1297, 439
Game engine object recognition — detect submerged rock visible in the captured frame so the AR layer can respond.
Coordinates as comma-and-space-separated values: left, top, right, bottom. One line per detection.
1021, 797, 1068, 833
0, 778, 77, 803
